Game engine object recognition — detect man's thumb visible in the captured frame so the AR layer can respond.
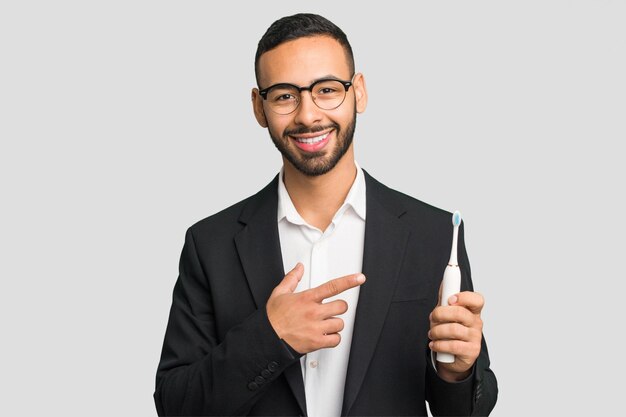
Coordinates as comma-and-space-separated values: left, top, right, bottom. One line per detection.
437, 279, 443, 306
275, 262, 304, 295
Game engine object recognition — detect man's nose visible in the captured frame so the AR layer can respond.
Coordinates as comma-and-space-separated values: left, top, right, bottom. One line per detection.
293, 91, 323, 126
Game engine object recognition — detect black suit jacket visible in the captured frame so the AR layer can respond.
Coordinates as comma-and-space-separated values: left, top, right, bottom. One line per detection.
154, 170, 498, 416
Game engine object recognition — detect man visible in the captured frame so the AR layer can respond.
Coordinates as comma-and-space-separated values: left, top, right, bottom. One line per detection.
154, 13, 498, 416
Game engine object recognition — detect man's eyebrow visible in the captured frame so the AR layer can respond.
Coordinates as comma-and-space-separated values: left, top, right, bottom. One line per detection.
279, 75, 345, 86
262, 75, 346, 90
312, 74, 343, 82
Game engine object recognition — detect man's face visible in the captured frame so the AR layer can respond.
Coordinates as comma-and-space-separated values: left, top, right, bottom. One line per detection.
252, 36, 367, 177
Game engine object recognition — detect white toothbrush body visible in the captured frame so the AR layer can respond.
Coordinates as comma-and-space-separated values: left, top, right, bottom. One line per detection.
436, 211, 462, 364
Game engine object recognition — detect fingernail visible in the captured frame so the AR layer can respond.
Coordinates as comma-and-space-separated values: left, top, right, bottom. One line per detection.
429, 342, 434, 349
429, 312, 432, 321
356, 274, 366, 284
448, 295, 458, 305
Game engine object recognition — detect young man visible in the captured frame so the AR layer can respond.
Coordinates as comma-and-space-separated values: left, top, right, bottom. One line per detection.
154, 13, 498, 416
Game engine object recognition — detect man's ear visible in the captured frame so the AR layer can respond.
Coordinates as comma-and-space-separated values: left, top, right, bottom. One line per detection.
353, 73, 368, 114
251, 88, 268, 127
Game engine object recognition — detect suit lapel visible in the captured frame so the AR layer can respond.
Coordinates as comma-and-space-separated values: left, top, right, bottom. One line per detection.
234, 176, 284, 309
342, 171, 411, 416
234, 175, 307, 416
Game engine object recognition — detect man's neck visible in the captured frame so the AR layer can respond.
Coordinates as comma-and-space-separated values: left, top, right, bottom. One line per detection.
282, 148, 357, 231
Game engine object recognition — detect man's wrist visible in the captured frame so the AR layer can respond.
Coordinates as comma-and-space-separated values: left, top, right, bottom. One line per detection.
435, 363, 473, 383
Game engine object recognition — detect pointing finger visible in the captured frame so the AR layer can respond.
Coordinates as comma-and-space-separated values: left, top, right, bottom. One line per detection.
307, 273, 366, 302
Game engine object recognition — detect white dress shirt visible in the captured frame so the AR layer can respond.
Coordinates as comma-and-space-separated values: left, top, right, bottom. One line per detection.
277, 161, 366, 417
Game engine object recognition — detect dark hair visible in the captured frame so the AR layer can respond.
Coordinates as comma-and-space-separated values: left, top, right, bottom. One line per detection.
254, 13, 355, 87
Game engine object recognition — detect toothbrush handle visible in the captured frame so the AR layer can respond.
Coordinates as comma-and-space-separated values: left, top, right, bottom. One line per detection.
436, 265, 461, 364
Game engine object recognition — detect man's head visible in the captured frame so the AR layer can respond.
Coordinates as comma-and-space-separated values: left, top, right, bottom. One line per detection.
254, 14, 355, 87
252, 14, 367, 177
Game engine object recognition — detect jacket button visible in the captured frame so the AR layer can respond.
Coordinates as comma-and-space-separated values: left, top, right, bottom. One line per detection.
268, 361, 279, 372
261, 369, 271, 378
247, 382, 259, 391
255, 376, 266, 384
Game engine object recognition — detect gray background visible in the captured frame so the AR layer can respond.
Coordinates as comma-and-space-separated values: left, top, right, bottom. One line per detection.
1, 1, 624, 415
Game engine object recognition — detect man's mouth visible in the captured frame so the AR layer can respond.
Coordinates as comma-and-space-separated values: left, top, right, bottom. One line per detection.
292, 131, 331, 144
289, 130, 333, 152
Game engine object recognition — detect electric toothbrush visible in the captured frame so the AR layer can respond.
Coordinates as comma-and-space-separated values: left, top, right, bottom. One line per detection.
436, 211, 462, 364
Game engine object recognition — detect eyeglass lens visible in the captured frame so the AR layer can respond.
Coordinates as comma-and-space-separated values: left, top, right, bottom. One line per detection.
266, 80, 347, 114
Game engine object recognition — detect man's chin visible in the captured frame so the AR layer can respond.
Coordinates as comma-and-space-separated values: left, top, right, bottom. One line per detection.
289, 159, 335, 177
283, 138, 352, 177
271, 127, 352, 177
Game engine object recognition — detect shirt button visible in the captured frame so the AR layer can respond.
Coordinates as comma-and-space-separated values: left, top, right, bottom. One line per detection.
309, 360, 319, 369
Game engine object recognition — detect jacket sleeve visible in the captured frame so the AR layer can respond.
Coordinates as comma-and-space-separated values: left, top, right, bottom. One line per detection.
153, 228, 300, 416
425, 221, 499, 416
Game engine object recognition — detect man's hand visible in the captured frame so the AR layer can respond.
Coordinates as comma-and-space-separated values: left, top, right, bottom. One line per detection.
266, 263, 366, 354
428, 287, 484, 382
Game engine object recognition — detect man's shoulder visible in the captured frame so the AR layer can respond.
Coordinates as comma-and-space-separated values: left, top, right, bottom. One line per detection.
190, 197, 249, 231
187, 175, 277, 238
364, 170, 454, 228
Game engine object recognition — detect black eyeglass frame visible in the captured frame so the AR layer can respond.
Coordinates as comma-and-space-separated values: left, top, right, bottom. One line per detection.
258, 76, 354, 114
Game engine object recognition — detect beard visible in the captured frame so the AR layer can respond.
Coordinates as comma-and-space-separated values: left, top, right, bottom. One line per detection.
267, 109, 357, 177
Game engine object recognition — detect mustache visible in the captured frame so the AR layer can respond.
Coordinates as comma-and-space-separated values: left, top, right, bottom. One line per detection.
283, 123, 339, 137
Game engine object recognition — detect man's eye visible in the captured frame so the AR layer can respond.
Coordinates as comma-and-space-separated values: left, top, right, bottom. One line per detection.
272, 93, 296, 101
318, 88, 336, 94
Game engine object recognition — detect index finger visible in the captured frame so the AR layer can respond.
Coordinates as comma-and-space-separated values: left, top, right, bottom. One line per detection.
448, 291, 484, 315
307, 273, 366, 302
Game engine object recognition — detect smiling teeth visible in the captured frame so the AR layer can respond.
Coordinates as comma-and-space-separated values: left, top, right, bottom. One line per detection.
294, 132, 329, 144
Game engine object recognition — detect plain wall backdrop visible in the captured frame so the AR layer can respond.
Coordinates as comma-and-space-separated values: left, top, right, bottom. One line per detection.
1, 1, 624, 415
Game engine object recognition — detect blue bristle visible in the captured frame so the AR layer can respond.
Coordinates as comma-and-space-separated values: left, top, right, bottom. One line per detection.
452, 211, 461, 227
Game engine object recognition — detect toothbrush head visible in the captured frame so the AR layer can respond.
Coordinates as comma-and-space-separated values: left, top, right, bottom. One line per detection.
452, 211, 462, 227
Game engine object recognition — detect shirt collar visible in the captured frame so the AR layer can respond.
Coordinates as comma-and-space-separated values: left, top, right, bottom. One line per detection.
277, 161, 366, 225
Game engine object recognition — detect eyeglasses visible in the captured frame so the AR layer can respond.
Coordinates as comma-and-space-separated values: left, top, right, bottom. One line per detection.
258, 76, 354, 115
